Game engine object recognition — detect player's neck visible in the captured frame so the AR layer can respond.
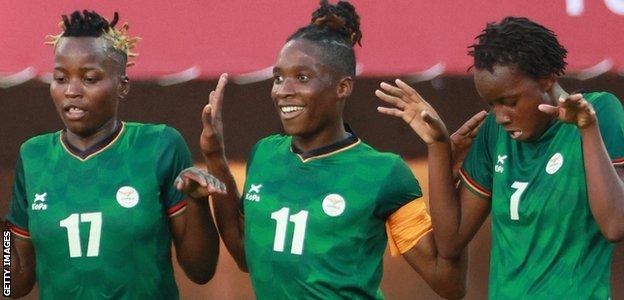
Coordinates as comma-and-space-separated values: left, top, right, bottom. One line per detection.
65, 119, 120, 151
292, 121, 349, 153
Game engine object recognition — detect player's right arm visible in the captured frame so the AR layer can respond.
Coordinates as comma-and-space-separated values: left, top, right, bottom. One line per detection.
198, 74, 247, 271
376, 79, 491, 258
4, 154, 37, 297
3, 225, 36, 298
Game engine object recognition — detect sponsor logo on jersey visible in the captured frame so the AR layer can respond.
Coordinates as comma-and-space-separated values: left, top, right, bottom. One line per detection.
116, 186, 139, 208
322, 194, 346, 217
245, 184, 262, 202
495, 155, 507, 173
545, 152, 564, 175
32, 193, 47, 211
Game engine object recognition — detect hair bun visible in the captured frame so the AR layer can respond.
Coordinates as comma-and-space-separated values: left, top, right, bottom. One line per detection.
311, 0, 362, 46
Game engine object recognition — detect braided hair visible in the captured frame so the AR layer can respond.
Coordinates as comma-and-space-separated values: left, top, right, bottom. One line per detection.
468, 16, 567, 79
46, 10, 140, 68
288, 0, 362, 78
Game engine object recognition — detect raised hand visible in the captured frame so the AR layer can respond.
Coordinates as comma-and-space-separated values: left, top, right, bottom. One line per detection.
538, 93, 597, 129
175, 167, 227, 200
450, 110, 487, 172
375, 79, 449, 144
201, 73, 228, 159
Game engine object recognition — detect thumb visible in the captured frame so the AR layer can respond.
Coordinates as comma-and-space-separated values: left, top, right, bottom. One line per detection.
202, 104, 213, 127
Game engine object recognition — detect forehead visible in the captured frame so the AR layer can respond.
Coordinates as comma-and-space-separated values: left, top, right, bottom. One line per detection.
473, 64, 534, 99
54, 37, 118, 70
275, 39, 324, 70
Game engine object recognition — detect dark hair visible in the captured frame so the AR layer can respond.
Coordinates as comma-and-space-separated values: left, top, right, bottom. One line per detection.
287, 0, 362, 78
61, 10, 119, 38
468, 16, 567, 79
47, 10, 140, 70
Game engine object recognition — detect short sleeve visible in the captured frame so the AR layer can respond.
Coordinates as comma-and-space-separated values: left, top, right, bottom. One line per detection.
460, 113, 496, 199
374, 157, 423, 219
240, 138, 265, 213
589, 92, 624, 166
6, 154, 31, 238
156, 126, 193, 216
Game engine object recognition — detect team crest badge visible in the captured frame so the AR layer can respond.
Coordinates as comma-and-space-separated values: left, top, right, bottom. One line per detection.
545, 153, 564, 175
322, 194, 346, 217
116, 186, 139, 208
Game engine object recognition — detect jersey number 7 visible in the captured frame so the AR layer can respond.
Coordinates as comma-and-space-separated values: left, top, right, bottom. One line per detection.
510, 181, 529, 221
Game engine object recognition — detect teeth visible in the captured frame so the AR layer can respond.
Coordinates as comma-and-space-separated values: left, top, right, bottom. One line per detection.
69, 107, 84, 112
280, 106, 304, 113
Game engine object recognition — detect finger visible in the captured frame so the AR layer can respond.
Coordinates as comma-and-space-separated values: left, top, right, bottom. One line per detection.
421, 110, 446, 133
379, 82, 406, 98
375, 90, 407, 109
201, 104, 213, 128
456, 110, 488, 136
538, 104, 559, 116
175, 177, 184, 191
395, 79, 424, 102
181, 169, 208, 187
377, 106, 404, 118
421, 110, 437, 125
394, 78, 422, 99
212, 73, 229, 114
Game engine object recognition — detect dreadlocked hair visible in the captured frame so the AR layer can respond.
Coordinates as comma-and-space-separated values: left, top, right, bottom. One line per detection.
468, 16, 567, 79
45, 10, 140, 67
288, 0, 362, 78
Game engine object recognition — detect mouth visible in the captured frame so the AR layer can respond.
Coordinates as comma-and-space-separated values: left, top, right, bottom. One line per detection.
278, 105, 306, 120
506, 130, 523, 139
63, 104, 87, 121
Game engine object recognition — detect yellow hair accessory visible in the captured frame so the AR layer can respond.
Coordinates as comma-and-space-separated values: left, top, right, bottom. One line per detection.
44, 16, 141, 68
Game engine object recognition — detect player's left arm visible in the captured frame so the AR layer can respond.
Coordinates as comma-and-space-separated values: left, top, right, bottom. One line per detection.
386, 201, 467, 299
539, 93, 624, 242
169, 168, 224, 284
402, 232, 467, 300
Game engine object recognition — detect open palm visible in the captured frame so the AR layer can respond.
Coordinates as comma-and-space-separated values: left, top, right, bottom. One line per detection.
375, 79, 449, 144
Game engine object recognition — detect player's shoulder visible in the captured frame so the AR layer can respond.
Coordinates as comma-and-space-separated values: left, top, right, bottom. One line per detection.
20, 131, 62, 155
254, 134, 291, 150
584, 91, 622, 110
122, 122, 184, 141
351, 140, 406, 165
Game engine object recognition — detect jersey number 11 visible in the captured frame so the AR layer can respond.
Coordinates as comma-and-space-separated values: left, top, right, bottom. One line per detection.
271, 207, 308, 255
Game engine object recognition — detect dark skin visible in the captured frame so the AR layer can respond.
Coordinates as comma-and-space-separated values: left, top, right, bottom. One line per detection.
179, 39, 488, 299
376, 64, 624, 264
8, 36, 219, 297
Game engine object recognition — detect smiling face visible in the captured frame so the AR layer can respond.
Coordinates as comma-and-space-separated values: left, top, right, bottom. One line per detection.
271, 39, 346, 139
474, 64, 556, 141
50, 37, 128, 138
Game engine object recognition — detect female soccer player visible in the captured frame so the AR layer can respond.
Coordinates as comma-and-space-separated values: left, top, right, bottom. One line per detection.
3, 11, 220, 299
376, 17, 624, 299
176, 1, 487, 299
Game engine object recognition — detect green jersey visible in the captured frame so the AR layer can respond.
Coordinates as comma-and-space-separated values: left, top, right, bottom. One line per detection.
6, 122, 193, 300
461, 92, 624, 299
242, 134, 422, 299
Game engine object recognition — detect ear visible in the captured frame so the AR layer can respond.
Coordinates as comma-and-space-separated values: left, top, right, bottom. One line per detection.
336, 76, 353, 99
118, 75, 130, 100
537, 74, 555, 92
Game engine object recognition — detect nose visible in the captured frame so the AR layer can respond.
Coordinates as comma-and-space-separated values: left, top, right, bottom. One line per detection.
493, 106, 511, 125
64, 78, 82, 98
273, 78, 296, 99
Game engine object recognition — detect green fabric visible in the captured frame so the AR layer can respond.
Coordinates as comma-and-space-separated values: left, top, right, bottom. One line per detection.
6, 122, 193, 300
461, 92, 624, 299
242, 135, 422, 299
